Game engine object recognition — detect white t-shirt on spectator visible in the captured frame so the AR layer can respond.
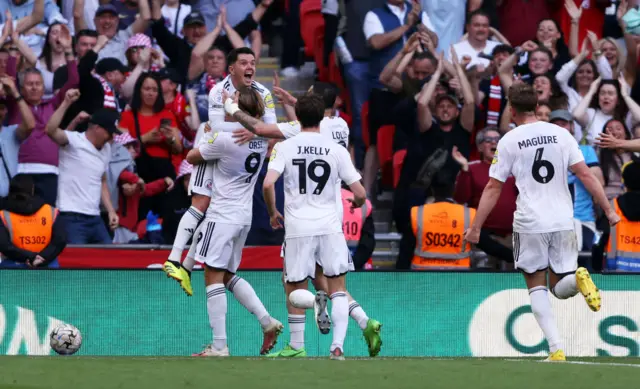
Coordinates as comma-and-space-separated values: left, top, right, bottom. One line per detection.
363, 3, 435, 41
449, 39, 500, 69
577, 108, 632, 146
489, 121, 584, 233
57, 131, 111, 216
161, 3, 192, 38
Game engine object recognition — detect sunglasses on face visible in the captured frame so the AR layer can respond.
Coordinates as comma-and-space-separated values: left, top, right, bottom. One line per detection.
129, 46, 147, 53
483, 136, 500, 143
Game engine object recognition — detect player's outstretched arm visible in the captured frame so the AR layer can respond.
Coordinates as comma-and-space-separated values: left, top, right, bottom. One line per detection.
570, 161, 620, 226
347, 181, 367, 209
223, 97, 285, 139
464, 178, 503, 244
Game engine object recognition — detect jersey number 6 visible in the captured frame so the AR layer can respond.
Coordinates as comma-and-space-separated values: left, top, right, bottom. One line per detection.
293, 158, 331, 195
531, 147, 555, 184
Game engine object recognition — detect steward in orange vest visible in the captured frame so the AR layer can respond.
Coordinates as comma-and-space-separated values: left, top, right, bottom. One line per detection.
0, 175, 66, 268
594, 161, 640, 271
341, 188, 375, 269
397, 171, 476, 270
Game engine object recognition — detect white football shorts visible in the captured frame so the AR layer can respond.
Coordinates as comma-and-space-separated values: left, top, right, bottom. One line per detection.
195, 221, 250, 273
188, 161, 214, 196
513, 230, 578, 275
283, 233, 351, 283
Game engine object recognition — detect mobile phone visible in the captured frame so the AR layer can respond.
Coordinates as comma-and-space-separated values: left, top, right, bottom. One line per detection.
160, 119, 171, 127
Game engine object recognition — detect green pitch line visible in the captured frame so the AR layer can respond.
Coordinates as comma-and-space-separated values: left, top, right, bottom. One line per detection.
0, 357, 639, 389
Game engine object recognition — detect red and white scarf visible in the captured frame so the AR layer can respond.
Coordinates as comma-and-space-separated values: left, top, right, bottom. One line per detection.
93, 73, 117, 110
486, 75, 502, 126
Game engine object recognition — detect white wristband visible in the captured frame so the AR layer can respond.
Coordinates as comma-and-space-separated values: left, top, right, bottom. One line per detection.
224, 98, 240, 116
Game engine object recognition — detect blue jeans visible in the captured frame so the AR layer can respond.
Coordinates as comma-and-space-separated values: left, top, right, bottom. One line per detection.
343, 60, 371, 169
0, 258, 59, 268
59, 212, 112, 244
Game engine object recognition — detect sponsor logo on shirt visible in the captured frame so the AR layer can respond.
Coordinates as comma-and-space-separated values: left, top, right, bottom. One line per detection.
264, 93, 275, 109
269, 148, 277, 162
491, 150, 498, 165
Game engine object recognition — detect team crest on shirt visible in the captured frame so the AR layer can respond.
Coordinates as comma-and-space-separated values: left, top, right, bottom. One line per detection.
491, 150, 498, 164
264, 93, 275, 109
205, 179, 213, 190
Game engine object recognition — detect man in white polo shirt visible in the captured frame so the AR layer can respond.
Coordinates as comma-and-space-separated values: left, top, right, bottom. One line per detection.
45, 89, 120, 244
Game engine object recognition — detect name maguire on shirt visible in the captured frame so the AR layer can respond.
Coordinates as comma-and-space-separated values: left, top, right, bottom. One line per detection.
517, 135, 559, 150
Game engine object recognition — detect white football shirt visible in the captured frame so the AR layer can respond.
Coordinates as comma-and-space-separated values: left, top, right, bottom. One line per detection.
276, 116, 351, 222
207, 75, 277, 126
198, 132, 268, 225
489, 121, 585, 233
268, 131, 361, 238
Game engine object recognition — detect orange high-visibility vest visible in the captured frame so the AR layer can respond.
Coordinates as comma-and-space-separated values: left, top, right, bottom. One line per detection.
341, 189, 373, 269
410, 202, 475, 270
606, 198, 640, 271
0, 204, 58, 252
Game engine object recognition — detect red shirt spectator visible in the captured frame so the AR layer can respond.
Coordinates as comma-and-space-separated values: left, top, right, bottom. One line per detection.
552, 0, 608, 45
497, 0, 552, 46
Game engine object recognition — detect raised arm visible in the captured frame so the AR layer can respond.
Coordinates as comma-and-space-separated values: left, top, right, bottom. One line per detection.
1, 76, 35, 141
565, 0, 582, 57
11, 30, 37, 67
572, 76, 600, 127
121, 48, 151, 100
187, 14, 223, 80
619, 75, 640, 126
452, 47, 475, 132
131, 0, 151, 34
15, 0, 44, 35
223, 96, 285, 138
365, 5, 418, 51
618, 0, 637, 85
222, 14, 246, 50
416, 54, 443, 133
555, 47, 586, 94
73, 0, 88, 32
379, 33, 419, 94
46, 89, 79, 146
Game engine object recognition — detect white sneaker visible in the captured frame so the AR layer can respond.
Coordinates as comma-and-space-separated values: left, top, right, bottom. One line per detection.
192, 344, 230, 357
280, 67, 299, 78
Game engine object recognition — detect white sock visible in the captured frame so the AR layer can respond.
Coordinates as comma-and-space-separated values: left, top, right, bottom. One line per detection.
182, 229, 200, 272
348, 300, 369, 330
289, 289, 315, 309
552, 274, 578, 299
226, 275, 271, 328
183, 255, 196, 272
168, 206, 204, 262
330, 292, 348, 353
206, 283, 227, 351
288, 314, 305, 350
529, 286, 563, 352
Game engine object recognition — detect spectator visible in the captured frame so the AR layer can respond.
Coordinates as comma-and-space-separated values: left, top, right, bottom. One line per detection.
0, 0, 60, 56
593, 160, 640, 272
573, 77, 640, 144
161, 0, 192, 38
363, 0, 436, 194
5, 47, 79, 205
453, 127, 516, 266
339, 0, 385, 168
420, 0, 465, 53
279, 0, 303, 77
220, 0, 263, 62
118, 73, 181, 218
597, 4, 637, 84
397, 170, 476, 270
157, 66, 199, 143
111, 133, 174, 243
106, 0, 148, 32
450, 10, 505, 69
532, 73, 567, 109
536, 101, 552, 122
549, 110, 604, 259
0, 76, 36, 197
187, 43, 226, 122
125, 33, 157, 70
0, 175, 66, 268
341, 187, 375, 270
45, 90, 120, 244
478, 44, 513, 127
74, 1, 152, 64
66, 0, 98, 32
161, 159, 192, 244
379, 33, 436, 96
599, 118, 638, 200
150, 0, 269, 83
52, 29, 98, 92
522, 18, 570, 74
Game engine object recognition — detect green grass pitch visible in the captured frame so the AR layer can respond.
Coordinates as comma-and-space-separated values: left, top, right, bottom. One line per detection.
1, 357, 639, 389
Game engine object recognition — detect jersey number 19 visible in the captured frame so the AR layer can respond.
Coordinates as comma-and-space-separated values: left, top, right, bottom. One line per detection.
293, 158, 331, 195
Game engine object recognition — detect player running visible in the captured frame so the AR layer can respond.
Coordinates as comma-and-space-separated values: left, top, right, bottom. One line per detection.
163, 47, 276, 296
463, 84, 620, 362
224, 84, 382, 358
261, 93, 366, 360
184, 89, 283, 357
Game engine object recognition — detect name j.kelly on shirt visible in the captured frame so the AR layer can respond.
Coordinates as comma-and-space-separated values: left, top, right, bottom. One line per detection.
297, 146, 330, 155
518, 135, 558, 149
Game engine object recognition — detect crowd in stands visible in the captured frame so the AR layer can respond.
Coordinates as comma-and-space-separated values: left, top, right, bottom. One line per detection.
0, 0, 639, 272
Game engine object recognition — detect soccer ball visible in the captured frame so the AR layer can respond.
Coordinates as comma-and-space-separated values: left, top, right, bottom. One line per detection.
50, 324, 82, 355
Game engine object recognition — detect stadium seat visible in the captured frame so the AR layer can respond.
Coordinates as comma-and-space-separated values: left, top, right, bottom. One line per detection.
313, 29, 329, 81
300, 0, 323, 58
393, 149, 407, 188
136, 218, 163, 240
377, 125, 396, 188
361, 101, 370, 148
328, 52, 345, 89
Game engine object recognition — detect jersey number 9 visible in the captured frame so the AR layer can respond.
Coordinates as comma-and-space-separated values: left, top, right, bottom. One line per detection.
293, 158, 331, 195
244, 153, 262, 183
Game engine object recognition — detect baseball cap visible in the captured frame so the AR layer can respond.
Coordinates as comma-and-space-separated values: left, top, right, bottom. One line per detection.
183, 11, 205, 27
95, 4, 118, 17
155, 67, 182, 84
96, 58, 128, 75
90, 109, 122, 135
127, 33, 152, 50
435, 94, 460, 107
549, 109, 573, 123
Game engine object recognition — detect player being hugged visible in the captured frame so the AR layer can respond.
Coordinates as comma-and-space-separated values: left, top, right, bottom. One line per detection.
262, 94, 367, 360
224, 81, 382, 358
184, 89, 283, 357
463, 84, 620, 362
163, 47, 276, 295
